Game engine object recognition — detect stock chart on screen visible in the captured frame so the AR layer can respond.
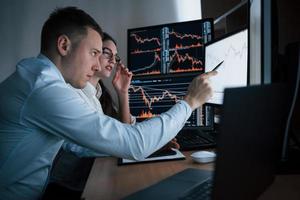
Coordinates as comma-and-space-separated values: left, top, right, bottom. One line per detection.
127, 19, 214, 127
128, 19, 213, 76
129, 74, 204, 126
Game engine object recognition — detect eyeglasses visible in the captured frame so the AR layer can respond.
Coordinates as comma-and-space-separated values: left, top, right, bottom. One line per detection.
102, 47, 121, 63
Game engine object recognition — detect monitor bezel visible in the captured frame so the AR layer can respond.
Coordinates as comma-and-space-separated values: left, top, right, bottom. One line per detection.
127, 18, 215, 129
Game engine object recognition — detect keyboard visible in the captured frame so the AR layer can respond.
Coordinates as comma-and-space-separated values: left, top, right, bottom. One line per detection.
179, 178, 213, 200
176, 129, 217, 150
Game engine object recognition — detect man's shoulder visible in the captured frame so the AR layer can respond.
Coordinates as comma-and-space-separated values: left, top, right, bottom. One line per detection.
17, 56, 45, 69
17, 56, 50, 74
0, 57, 51, 93
17, 56, 65, 87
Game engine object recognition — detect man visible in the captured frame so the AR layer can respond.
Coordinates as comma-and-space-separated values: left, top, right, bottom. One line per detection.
0, 7, 216, 200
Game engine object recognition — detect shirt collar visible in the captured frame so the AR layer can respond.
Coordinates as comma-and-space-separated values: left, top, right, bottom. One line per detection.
95, 83, 102, 99
37, 53, 66, 83
82, 82, 98, 98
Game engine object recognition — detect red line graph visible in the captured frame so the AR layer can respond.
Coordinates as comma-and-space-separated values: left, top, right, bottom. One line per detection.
130, 33, 161, 46
129, 85, 181, 110
170, 50, 203, 72
170, 66, 203, 73
132, 52, 161, 74
135, 70, 161, 76
132, 50, 203, 74
169, 31, 202, 40
172, 42, 203, 50
131, 48, 161, 55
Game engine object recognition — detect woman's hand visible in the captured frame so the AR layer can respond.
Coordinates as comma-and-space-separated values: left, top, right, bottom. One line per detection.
112, 63, 133, 95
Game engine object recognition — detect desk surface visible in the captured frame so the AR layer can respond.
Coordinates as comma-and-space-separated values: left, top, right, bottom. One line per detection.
82, 151, 300, 200
82, 151, 213, 200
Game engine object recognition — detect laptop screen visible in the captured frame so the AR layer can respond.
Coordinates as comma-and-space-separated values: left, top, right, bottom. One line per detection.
212, 84, 289, 199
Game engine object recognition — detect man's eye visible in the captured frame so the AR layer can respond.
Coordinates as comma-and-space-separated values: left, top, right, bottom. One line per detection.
91, 51, 97, 56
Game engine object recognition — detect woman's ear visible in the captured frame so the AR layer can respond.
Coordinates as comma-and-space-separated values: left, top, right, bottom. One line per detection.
57, 35, 71, 56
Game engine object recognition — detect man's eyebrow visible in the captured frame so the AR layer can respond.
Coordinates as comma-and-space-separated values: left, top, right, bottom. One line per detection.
93, 48, 102, 54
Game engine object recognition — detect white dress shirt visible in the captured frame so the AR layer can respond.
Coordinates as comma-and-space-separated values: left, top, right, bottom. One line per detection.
63, 81, 137, 157
62, 82, 107, 157
76, 82, 104, 113
0, 54, 192, 199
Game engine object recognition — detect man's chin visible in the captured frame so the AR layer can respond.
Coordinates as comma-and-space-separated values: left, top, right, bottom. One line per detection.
70, 81, 86, 89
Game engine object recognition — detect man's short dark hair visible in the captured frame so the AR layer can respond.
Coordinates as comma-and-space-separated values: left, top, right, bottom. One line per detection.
41, 6, 103, 53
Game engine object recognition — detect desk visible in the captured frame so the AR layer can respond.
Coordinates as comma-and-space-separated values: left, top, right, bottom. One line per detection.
258, 174, 300, 200
82, 151, 213, 200
82, 151, 300, 200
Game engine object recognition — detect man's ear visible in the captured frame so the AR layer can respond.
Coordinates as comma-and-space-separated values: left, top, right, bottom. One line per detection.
57, 35, 71, 56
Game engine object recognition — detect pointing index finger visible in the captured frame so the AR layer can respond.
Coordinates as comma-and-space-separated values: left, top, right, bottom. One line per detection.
201, 70, 218, 79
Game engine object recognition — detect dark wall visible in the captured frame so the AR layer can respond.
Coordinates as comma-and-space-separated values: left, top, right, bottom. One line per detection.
201, 0, 247, 38
277, 1, 300, 142
277, 0, 300, 54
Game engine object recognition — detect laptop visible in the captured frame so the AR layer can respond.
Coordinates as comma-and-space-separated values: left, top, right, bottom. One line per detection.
124, 84, 289, 200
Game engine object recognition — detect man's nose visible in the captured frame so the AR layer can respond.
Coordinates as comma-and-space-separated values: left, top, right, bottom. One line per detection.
92, 59, 101, 71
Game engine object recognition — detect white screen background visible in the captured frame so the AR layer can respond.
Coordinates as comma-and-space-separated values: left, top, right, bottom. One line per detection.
205, 29, 248, 104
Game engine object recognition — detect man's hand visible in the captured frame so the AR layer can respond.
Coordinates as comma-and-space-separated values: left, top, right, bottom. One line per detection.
112, 63, 133, 95
184, 71, 217, 110
150, 138, 180, 157
161, 138, 180, 150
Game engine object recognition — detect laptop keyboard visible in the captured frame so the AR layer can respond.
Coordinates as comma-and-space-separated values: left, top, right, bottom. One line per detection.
176, 129, 216, 150
179, 178, 213, 200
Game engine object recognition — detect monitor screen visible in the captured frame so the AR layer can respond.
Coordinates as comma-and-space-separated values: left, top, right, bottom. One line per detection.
128, 19, 213, 75
205, 28, 248, 105
129, 74, 203, 126
127, 19, 214, 127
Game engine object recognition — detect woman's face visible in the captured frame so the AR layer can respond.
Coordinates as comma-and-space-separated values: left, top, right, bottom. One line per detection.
95, 39, 120, 79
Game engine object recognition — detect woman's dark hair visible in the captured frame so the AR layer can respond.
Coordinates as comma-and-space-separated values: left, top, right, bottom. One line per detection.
99, 81, 118, 119
98, 32, 120, 118
102, 32, 117, 46
41, 6, 103, 53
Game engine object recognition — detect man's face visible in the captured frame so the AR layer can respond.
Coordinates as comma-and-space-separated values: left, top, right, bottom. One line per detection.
62, 27, 103, 88
95, 40, 119, 79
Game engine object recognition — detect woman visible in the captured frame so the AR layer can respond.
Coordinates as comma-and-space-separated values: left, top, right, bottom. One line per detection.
89, 32, 134, 123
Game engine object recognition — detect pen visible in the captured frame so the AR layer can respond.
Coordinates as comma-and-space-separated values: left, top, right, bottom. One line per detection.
211, 61, 224, 71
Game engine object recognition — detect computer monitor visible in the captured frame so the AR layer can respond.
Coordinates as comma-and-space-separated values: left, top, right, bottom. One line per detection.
204, 28, 248, 105
127, 19, 213, 75
129, 74, 202, 126
127, 19, 214, 127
